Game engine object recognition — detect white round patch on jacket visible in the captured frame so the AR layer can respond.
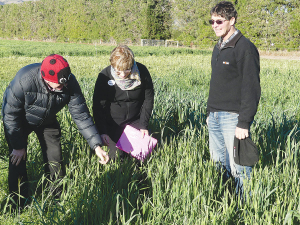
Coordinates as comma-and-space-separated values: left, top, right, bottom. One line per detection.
108, 80, 115, 86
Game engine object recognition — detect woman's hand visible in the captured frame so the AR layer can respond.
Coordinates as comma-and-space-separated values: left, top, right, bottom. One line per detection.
94, 146, 109, 164
140, 129, 149, 138
101, 134, 110, 146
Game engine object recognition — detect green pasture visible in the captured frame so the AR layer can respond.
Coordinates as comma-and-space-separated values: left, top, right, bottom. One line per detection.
0, 40, 300, 224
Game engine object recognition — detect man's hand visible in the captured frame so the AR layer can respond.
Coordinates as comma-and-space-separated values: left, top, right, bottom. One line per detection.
140, 129, 149, 138
100, 134, 110, 146
10, 148, 26, 166
235, 127, 249, 140
94, 146, 109, 164
206, 116, 209, 125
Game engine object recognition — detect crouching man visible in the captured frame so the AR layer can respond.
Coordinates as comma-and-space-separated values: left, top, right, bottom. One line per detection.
1, 54, 109, 209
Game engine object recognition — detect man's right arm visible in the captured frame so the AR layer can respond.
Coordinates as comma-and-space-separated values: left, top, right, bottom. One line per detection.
2, 78, 27, 150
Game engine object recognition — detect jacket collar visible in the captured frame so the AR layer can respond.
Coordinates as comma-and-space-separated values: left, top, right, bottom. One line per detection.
217, 30, 243, 50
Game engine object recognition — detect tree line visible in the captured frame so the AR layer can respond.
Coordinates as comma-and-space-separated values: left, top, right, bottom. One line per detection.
0, 0, 299, 50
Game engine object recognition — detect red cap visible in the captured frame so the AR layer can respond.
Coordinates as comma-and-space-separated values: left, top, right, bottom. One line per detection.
41, 54, 71, 84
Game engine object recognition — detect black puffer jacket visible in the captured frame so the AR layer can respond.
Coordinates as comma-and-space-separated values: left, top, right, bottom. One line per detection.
93, 62, 154, 141
2, 63, 102, 150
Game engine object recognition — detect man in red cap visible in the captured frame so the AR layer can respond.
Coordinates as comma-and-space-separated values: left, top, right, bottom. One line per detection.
1, 54, 109, 210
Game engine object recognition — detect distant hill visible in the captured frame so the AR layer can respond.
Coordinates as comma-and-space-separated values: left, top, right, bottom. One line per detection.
0, 0, 37, 5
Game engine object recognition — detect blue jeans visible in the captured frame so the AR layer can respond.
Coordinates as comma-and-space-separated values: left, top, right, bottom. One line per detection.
208, 111, 252, 196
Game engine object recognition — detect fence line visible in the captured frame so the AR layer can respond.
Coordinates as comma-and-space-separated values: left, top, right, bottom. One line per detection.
2, 37, 300, 51
141, 39, 179, 47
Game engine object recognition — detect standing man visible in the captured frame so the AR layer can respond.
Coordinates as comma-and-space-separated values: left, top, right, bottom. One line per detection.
2, 54, 109, 209
206, 1, 261, 196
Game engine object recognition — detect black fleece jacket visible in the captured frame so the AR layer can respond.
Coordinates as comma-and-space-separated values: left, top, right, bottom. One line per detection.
207, 31, 261, 129
2, 63, 103, 150
92, 62, 154, 140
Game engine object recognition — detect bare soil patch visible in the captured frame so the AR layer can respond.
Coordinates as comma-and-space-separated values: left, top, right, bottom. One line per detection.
259, 50, 300, 60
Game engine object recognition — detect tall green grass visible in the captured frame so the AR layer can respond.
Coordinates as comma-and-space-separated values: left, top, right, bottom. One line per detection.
0, 42, 300, 224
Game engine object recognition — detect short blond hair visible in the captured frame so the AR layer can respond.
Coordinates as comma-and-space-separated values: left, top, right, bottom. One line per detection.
110, 45, 134, 71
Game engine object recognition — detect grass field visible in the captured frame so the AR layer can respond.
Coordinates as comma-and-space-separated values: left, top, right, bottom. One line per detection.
0, 40, 300, 224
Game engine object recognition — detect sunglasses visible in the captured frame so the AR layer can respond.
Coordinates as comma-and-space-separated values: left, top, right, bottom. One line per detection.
209, 19, 227, 25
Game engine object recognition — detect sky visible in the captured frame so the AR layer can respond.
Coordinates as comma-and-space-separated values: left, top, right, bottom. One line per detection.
0, 0, 37, 5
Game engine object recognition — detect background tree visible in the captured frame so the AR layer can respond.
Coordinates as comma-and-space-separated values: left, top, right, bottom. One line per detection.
143, 0, 171, 40
108, 0, 147, 43
171, 0, 218, 47
0, 0, 299, 49
235, 0, 291, 49
287, 0, 300, 49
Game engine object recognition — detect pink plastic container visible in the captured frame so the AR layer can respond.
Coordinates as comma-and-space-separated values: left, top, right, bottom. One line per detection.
116, 125, 157, 161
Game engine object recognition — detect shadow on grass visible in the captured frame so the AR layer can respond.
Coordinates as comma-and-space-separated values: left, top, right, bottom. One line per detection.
61, 157, 153, 224
252, 113, 300, 169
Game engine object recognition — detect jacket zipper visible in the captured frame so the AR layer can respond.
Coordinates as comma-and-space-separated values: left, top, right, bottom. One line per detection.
216, 49, 221, 62
126, 91, 129, 121
216, 45, 233, 62
38, 92, 53, 126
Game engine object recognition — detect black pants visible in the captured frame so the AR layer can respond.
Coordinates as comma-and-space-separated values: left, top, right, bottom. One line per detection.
4, 120, 64, 206
106, 120, 141, 161
107, 136, 126, 161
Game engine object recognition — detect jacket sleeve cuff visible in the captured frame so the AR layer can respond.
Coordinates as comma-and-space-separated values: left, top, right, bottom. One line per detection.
237, 120, 250, 129
92, 143, 102, 150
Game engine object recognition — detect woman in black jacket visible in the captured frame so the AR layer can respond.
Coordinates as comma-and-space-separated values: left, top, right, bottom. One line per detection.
93, 45, 154, 161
